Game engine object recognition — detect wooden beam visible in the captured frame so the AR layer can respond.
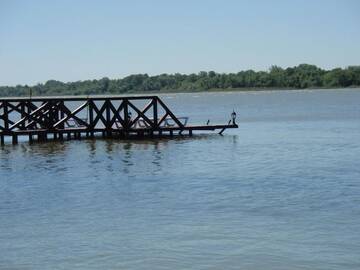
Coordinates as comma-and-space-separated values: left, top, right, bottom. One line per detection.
153, 98, 158, 127
54, 101, 89, 128
3, 101, 8, 130
127, 100, 154, 128
156, 97, 184, 128
9, 102, 49, 130
108, 100, 126, 128
128, 100, 153, 128
157, 112, 169, 127
89, 100, 108, 128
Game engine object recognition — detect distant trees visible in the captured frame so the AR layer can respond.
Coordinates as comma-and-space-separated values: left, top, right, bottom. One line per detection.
1, 64, 359, 97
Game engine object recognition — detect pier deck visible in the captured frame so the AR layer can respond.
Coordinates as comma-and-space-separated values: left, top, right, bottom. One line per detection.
0, 95, 238, 144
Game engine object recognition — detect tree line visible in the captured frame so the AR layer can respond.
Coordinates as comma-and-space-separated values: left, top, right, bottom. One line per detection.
1, 64, 359, 97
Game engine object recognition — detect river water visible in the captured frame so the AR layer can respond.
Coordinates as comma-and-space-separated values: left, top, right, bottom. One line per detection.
1, 89, 360, 270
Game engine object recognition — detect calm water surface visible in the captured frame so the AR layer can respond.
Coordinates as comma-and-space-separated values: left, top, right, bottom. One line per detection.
1, 89, 360, 270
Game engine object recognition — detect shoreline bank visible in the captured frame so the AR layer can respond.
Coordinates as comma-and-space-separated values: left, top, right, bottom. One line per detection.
1, 86, 359, 98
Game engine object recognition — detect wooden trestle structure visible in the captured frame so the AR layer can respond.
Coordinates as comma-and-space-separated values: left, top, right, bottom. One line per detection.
0, 95, 238, 145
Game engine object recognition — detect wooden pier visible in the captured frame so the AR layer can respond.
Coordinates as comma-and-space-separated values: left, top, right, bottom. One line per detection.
0, 95, 238, 145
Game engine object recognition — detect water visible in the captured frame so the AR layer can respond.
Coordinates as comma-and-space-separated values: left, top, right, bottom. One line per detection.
1, 89, 360, 270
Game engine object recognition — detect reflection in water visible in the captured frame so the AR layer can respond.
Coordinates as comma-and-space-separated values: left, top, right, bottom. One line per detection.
1, 134, 238, 179
121, 142, 133, 174
88, 135, 226, 176
152, 140, 162, 169
1, 141, 70, 174
1, 140, 69, 156
0, 147, 11, 171
86, 139, 97, 158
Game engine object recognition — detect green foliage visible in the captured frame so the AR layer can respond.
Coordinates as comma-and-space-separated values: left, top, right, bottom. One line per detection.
1, 64, 359, 97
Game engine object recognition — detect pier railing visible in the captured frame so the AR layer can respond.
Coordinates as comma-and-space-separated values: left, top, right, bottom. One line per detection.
0, 95, 237, 144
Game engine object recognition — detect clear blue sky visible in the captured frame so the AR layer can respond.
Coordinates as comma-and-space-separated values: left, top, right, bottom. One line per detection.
0, 0, 359, 86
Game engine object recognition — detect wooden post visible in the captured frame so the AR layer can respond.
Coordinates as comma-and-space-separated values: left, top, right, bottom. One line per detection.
20, 102, 26, 129
123, 99, 129, 130
153, 98, 158, 128
12, 134, 18, 144
26, 100, 33, 129
37, 132, 47, 142
3, 101, 9, 131
0, 134, 4, 145
88, 100, 94, 128
106, 99, 111, 132
59, 101, 65, 130
137, 131, 144, 138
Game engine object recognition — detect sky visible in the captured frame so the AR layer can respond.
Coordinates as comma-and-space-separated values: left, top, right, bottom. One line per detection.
0, 0, 359, 86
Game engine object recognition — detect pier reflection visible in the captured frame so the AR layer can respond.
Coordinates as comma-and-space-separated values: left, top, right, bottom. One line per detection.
1, 133, 236, 179
83, 138, 169, 175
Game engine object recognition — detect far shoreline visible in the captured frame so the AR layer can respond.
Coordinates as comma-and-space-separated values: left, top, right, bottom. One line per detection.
125, 86, 360, 96
0, 86, 359, 98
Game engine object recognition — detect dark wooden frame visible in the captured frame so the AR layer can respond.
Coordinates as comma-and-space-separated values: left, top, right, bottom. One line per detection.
0, 95, 237, 144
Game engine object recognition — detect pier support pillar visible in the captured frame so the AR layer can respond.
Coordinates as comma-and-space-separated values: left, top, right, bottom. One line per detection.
58, 133, 63, 140
0, 135, 4, 145
12, 134, 18, 145
189, 130, 193, 136
38, 132, 47, 142
137, 131, 144, 138
29, 134, 33, 143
